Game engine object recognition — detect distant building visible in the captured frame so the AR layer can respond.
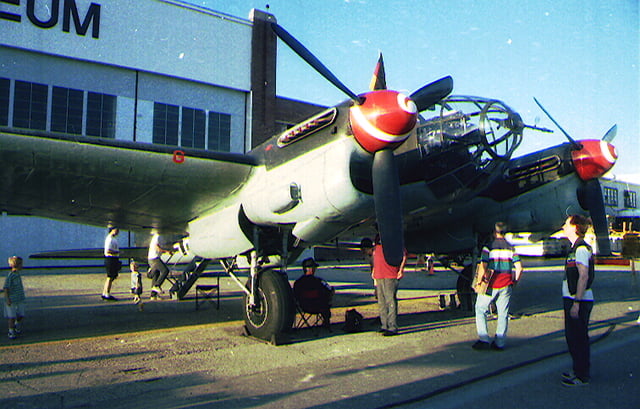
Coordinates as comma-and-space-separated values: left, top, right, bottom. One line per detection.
510, 177, 640, 256
601, 177, 640, 232
0, 1, 322, 265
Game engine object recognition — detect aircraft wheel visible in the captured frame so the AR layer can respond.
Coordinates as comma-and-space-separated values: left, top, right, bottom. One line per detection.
243, 269, 295, 341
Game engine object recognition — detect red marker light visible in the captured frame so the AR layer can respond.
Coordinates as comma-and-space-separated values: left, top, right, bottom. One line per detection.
571, 140, 617, 181
173, 150, 186, 164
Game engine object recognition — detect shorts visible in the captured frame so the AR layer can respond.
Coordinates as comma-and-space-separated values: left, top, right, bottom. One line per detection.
4, 302, 25, 319
105, 257, 121, 278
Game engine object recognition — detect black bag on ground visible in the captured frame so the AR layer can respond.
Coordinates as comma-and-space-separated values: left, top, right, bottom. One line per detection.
343, 308, 363, 333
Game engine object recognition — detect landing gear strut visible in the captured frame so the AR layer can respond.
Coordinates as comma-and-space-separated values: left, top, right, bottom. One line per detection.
221, 249, 296, 343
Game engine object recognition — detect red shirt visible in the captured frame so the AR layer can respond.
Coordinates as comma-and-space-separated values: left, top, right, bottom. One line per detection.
372, 244, 405, 279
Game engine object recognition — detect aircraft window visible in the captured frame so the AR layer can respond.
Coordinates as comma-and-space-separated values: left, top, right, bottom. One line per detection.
13, 80, 47, 131
153, 102, 179, 145
417, 126, 444, 149
181, 107, 206, 149
418, 110, 477, 147
87, 92, 116, 138
208, 112, 231, 152
51, 86, 83, 135
0, 77, 9, 126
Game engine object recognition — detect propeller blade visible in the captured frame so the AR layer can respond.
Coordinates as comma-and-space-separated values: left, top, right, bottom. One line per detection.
533, 97, 581, 149
372, 149, 405, 267
271, 23, 362, 103
577, 179, 611, 256
410, 76, 453, 112
602, 124, 617, 142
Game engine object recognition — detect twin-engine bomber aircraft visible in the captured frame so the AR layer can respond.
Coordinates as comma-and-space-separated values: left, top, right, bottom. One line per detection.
0, 23, 617, 341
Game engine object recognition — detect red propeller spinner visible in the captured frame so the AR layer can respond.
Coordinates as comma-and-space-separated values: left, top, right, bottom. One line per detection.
571, 139, 618, 181
349, 90, 418, 153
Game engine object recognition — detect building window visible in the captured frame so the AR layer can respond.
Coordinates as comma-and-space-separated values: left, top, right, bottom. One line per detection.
86, 92, 116, 138
208, 111, 231, 152
624, 190, 637, 208
181, 107, 206, 149
0, 77, 9, 126
13, 80, 48, 131
153, 102, 179, 146
603, 187, 618, 207
51, 86, 84, 135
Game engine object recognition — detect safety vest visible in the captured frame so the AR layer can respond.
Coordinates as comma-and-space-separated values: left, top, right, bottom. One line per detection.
564, 238, 595, 295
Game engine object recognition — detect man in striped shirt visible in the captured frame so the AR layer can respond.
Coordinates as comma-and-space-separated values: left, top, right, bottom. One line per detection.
472, 222, 523, 351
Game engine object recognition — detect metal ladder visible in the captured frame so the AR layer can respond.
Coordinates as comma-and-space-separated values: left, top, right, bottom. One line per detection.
168, 257, 212, 300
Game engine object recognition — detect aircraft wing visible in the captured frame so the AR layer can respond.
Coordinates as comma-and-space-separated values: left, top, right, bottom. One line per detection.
30, 247, 148, 260
0, 130, 257, 233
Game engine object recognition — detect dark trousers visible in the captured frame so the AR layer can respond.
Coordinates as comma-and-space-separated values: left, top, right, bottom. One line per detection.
563, 297, 593, 381
104, 257, 121, 278
376, 278, 399, 332
148, 258, 169, 288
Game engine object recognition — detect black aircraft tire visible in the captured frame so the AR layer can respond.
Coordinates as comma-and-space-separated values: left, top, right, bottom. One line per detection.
243, 269, 295, 340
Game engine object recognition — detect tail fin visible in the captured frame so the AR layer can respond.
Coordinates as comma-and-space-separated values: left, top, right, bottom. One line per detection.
369, 52, 387, 91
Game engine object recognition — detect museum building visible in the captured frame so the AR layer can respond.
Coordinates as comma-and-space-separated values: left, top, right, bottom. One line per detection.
0, 0, 322, 265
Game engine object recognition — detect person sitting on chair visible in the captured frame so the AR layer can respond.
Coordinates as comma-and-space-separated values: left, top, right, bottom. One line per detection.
293, 258, 334, 328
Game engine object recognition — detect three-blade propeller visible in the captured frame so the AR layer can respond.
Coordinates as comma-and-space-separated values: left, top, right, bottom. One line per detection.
271, 22, 453, 266
271, 23, 362, 104
533, 97, 582, 150
410, 76, 454, 112
534, 97, 618, 255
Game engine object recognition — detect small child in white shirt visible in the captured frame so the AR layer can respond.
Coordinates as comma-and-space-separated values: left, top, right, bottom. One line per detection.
130, 260, 143, 305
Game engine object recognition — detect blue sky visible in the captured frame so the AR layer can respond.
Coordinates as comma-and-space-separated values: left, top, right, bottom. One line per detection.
188, 0, 638, 181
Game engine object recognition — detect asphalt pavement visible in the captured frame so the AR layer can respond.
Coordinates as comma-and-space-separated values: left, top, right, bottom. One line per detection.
0, 258, 639, 408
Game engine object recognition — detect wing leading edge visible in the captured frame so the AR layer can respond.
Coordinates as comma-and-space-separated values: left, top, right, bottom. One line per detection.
0, 130, 257, 233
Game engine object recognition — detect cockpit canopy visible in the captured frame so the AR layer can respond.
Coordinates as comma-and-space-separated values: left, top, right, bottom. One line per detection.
418, 96, 523, 172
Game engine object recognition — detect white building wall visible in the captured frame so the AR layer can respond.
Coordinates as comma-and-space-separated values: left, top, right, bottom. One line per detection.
116, 97, 136, 140
1, 0, 252, 90
135, 100, 155, 144
0, 215, 108, 267
0, 0, 255, 266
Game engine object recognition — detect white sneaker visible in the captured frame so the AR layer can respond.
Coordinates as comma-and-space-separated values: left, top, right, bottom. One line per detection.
8, 330, 17, 339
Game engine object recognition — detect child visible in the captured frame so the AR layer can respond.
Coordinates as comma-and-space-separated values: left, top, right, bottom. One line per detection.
130, 260, 143, 305
4, 256, 25, 340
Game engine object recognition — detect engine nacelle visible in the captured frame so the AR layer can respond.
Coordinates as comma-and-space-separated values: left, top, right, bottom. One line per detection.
242, 139, 369, 244
187, 204, 253, 259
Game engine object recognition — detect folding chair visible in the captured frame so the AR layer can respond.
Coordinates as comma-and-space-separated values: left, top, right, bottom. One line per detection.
195, 283, 219, 310
293, 290, 331, 335
294, 301, 326, 330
